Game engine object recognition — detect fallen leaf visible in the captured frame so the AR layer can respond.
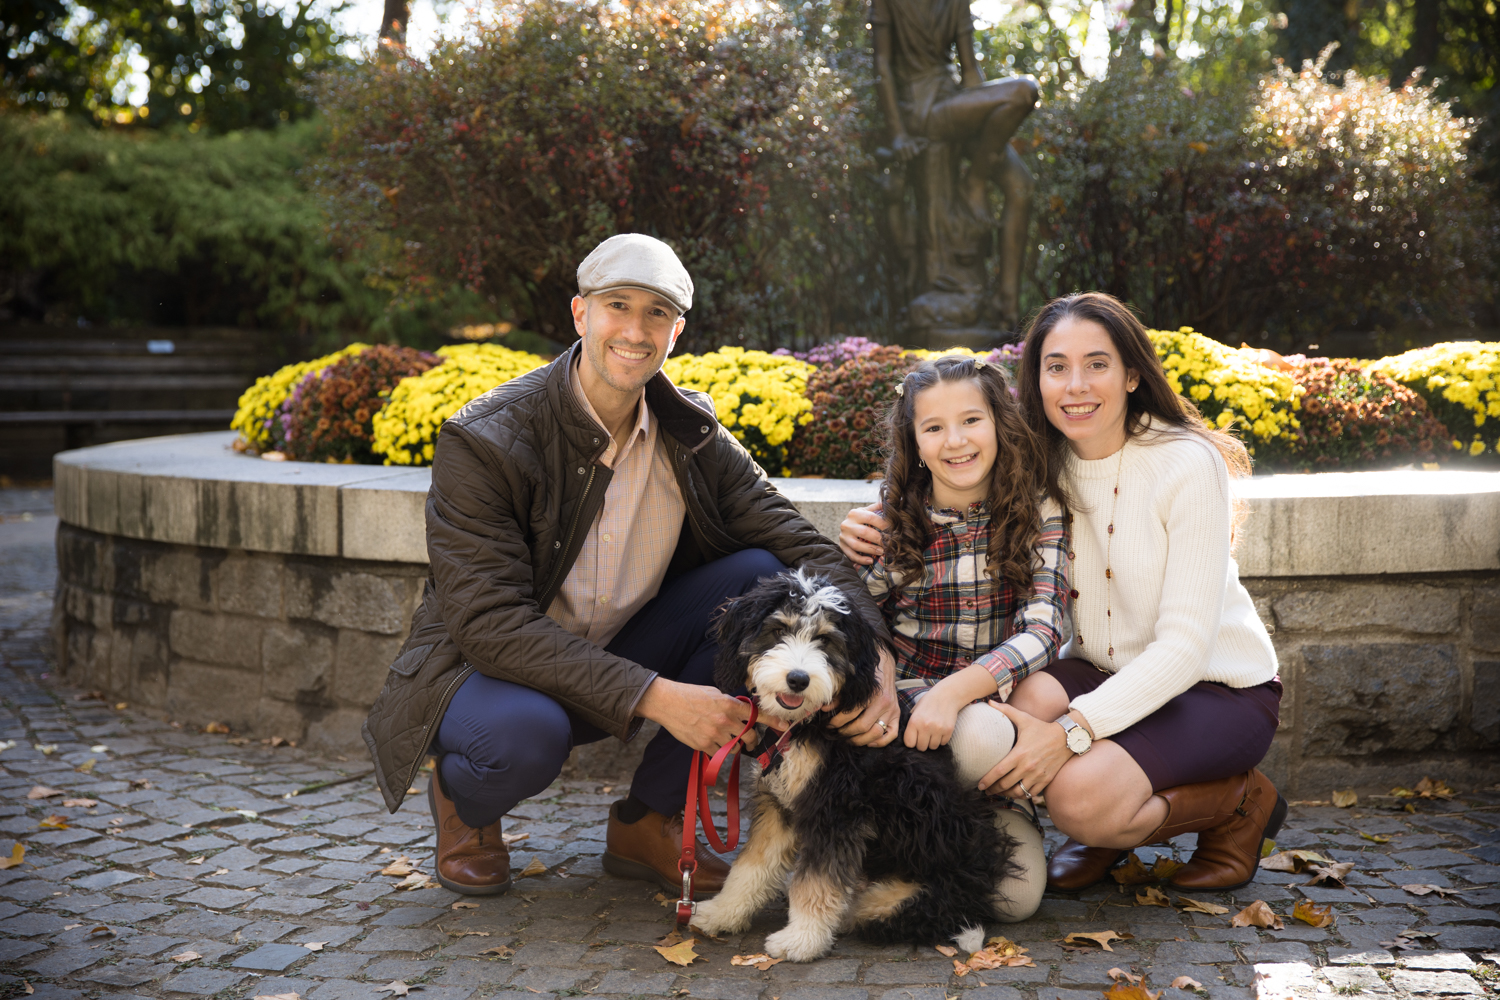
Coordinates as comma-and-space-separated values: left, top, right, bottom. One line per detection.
394, 872, 436, 890
38, 815, 70, 830
374, 982, 420, 996
1231, 900, 1284, 930
108, 817, 126, 826
23, 984, 34, 996
1063, 930, 1129, 952
658, 930, 688, 947
934, 945, 958, 957
27, 786, 62, 799
1293, 900, 1335, 928
1259, 850, 1333, 873
186, 856, 206, 865
501, 831, 530, 845
1102, 985, 1161, 1000
378, 856, 417, 876
479, 945, 515, 958
452, 901, 478, 909
88, 925, 115, 938
965, 936, 1033, 970
129, 778, 152, 789
0, 844, 25, 870
1331, 790, 1358, 808
1108, 968, 1143, 985
170, 950, 201, 963
1413, 777, 1456, 799
1135, 886, 1170, 907
447, 929, 490, 938
1304, 862, 1355, 886
211, 868, 229, 876
253, 994, 302, 1000
90, 745, 108, 753
1170, 976, 1203, 990
203, 722, 230, 734
518, 857, 547, 877
1175, 897, 1229, 915
1360, 832, 1391, 844
303, 942, 327, 951
1110, 853, 1156, 885
61, 798, 97, 808
75, 758, 96, 773
1150, 857, 1184, 881
731, 953, 782, 971
952, 959, 972, 978
115, 702, 128, 710
34, 744, 57, 755
1401, 884, 1465, 898
654, 939, 700, 966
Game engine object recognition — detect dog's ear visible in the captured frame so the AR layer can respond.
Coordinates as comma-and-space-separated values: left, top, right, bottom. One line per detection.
833, 604, 884, 713
712, 575, 789, 693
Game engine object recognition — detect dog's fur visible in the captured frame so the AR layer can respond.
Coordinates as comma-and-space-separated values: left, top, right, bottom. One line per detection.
690, 570, 1020, 962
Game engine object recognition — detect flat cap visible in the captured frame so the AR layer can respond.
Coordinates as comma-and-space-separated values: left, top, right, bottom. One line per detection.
576, 233, 693, 314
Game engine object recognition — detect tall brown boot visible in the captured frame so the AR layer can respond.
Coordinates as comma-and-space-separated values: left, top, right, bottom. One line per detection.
1046, 839, 1125, 892
1146, 769, 1287, 892
428, 767, 513, 895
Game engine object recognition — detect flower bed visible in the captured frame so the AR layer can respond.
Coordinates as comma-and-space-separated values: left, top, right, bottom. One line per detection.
232, 335, 1500, 473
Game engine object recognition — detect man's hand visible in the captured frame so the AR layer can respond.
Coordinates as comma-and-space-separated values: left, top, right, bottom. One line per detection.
978, 704, 1087, 801
829, 646, 900, 747
837, 504, 890, 566
636, 678, 755, 756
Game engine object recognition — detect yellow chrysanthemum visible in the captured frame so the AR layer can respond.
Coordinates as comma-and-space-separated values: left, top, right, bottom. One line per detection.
230, 343, 370, 452
1147, 328, 1301, 457
663, 347, 816, 475
1369, 343, 1500, 456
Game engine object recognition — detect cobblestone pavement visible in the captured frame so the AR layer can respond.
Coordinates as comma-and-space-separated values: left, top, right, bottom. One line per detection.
2, 487, 1498, 1000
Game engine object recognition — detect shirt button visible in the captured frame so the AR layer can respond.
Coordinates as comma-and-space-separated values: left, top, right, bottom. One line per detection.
599, 595, 610, 605
602, 533, 611, 542
964, 599, 974, 607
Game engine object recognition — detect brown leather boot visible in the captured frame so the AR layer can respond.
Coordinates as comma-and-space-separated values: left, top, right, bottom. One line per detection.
1046, 839, 1125, 892
1149, 769, 1287, 892
602, 802, 730, 897
428, 769, 513, 895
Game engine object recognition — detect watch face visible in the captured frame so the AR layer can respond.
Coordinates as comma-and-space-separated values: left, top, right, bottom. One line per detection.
1067, 728, 1091, 753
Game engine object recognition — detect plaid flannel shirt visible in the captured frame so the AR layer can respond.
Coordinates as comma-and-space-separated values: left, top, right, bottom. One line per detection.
859, 496, 1070, 711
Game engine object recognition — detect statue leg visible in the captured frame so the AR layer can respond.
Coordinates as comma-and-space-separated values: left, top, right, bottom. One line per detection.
928, 76, 1039, 217
993, 145, 1035, 331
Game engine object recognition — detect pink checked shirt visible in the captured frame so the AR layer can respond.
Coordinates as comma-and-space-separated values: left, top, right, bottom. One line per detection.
547, 358, 688, 647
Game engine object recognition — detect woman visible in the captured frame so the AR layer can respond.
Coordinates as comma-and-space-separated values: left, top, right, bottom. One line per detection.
839, 293, 1284, 891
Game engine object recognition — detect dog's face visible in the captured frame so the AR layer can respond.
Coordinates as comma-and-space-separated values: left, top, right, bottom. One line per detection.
714, 569, 882, 728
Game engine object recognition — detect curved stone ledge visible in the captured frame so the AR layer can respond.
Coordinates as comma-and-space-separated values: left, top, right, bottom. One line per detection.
54, 431, 1500, 576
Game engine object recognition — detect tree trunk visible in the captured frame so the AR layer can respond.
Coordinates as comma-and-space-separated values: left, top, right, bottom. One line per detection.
378, 0, 410, 59
1391, 0, 1440, 87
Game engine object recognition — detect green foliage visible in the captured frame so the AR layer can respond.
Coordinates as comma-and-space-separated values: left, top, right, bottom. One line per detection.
0, 114, 380, 333
313, 0, 889, 354
2, 0, 349, 130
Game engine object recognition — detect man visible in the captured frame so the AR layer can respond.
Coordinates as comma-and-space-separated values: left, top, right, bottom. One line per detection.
363, 234, 900, 895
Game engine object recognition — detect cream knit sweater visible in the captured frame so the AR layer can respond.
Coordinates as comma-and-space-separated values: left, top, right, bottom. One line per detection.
1061, 423, 1278, 739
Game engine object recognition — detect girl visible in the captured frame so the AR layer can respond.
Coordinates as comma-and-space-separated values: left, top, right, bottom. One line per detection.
841, 294, 1283, 893
858, 354, 1069, 921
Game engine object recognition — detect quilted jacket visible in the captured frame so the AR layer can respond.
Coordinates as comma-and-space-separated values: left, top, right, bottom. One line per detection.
362, 342, 890, 813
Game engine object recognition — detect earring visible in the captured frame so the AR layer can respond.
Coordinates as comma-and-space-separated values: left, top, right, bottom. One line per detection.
918, 459, 926, 468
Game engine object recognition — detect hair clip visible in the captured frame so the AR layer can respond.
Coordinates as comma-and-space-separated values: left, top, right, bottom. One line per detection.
893, 382, 905, 396
974, 359, 988, 370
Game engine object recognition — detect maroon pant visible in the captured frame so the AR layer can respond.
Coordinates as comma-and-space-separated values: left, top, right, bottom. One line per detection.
1041, 658, 1281, 791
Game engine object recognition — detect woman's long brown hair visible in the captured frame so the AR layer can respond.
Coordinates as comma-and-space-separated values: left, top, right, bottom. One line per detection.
880, 356, 1057, 598
1015, 292, 1252, 529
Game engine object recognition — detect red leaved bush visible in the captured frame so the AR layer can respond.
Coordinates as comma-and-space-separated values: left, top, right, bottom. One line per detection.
280, 345, 441, 463
1276, 358, 1450, 471
788, 345, 917, 479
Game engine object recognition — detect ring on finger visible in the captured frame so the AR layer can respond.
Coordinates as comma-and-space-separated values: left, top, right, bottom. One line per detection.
875, 719, 888, 733
1018, 780, 1033, 800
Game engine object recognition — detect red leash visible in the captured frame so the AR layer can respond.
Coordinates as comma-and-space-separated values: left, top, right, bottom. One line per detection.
676, 696, 787, 925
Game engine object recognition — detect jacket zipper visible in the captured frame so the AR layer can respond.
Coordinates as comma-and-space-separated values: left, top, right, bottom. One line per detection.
539, 463, 599, 607
403, 661, 474, 801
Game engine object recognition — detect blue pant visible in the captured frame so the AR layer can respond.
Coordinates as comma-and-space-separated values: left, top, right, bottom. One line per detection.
431, 548, 787, 828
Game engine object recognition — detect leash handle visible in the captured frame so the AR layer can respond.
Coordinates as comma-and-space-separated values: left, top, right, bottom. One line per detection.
676, 696, 760, 923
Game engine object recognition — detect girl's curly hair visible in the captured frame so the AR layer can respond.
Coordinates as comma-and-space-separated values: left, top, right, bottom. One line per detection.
879, 355, 1057, 598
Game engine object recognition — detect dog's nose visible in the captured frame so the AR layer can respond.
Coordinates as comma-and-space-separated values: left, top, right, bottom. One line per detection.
786, 670, 810, 693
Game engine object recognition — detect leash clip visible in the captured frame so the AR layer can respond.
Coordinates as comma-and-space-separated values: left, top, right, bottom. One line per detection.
676, 869, 697, 925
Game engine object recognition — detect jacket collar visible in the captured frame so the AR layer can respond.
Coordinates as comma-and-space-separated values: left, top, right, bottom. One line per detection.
549, 341, 717, 461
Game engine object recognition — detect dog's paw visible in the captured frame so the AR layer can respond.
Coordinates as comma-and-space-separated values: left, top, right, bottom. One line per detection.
689, 897, 749, 937
764, 925, 833, 963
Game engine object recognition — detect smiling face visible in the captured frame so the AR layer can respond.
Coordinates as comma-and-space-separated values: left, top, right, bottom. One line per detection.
571, 287, 685, 402
1038, 315, 1140, 460
910, 378, 999, 511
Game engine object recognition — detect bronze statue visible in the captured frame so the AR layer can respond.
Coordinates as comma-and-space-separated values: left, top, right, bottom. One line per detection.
872, 0, 1038, 345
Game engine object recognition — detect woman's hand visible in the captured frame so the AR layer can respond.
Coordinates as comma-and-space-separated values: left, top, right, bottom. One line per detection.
838, 504, 890, 566
977, 703, 1089, 801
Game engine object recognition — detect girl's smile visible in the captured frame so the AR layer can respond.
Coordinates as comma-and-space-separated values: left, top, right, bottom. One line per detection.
912, 379, 998, 510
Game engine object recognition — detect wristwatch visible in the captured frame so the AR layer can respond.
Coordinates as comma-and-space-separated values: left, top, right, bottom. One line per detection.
1057, 714, 1093, 755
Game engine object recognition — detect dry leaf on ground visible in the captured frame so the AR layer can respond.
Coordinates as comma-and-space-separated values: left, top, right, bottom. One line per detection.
23, 984, 33, 996
394, 873, 436, 891
1360, 832, 1390, 844
518, 858, 548, 878
1258, 850, 1332, 873
1136, 886, 1170, 907
1111, 853, 1156, 885
186, 857, 206, 865
1149, 857, 1183, 881
88, 926, 114, 938
375, 982, 420, 996
1293, 900, 1335, 928
1063, 930, 1129, 952
378, 856, 416, 876
38, 815, 69, 830
1170, 976, 1203, 990
26, 786, 61, 800
934, 945, 958, 957
654, 939, 700, 967
1102, 985, 1161, 1000
657, 931, 687, 947
1304, 862, 1355, 886
452, 901, 478, 910
1401, 884, 1464, 898
129, 779, 151, 789
303, 942, 327, 951
253, 994, 302, 1000
211, 868, 229, 876
479, 945, 514, 959
203, 722, 230, 734
1231, 900, 1284, 930
1331, 790, 1357, 808
0, 844, 25, 870
61, 799, 96, 808
1175, 897, 1229, 915
1107, 968, 1143, 985
34, 744, 57, 755
170, 951, 201, 963
962, 936, 1033, 971
75, 759, 96, 773
447, 929, 490, 938
1413, 777, 1456, 799
501, 832, 530, 845
731, 954, 783, 971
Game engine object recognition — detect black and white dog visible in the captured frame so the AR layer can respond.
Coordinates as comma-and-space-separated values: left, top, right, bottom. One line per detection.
689, 569, 1020, 962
